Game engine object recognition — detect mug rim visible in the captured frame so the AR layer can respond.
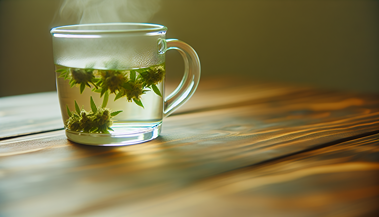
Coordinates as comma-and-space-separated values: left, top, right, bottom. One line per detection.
50, 23, 167, 34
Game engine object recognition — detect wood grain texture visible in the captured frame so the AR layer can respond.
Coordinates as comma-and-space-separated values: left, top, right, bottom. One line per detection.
0, 77, 379, 216
120, 134, 379, 217
0, 92, 62, 139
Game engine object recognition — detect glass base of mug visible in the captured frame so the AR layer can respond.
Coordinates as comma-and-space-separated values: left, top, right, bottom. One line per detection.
65, 121, 162, 146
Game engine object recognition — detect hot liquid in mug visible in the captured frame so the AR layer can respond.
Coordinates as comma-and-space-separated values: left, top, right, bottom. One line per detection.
50, 23, 200, 146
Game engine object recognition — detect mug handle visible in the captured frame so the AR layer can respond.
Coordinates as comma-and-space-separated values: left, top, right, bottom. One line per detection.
164, 39, 201, 117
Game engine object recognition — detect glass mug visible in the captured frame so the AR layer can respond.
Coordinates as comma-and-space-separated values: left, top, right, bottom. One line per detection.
50, 23, 200, 146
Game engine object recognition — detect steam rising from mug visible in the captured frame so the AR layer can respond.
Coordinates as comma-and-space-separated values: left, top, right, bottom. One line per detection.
53, 0, 161, 25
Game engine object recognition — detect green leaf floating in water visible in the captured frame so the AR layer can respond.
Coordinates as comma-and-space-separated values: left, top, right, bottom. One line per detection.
111, 110, 123, 117
90, 96, 97, 113
100, 87, 107, 97
75, 101, 81, 114
130, 70, 136, 82
80, 83, 85, 94
133, 98, 144, 108
152, 84, 162, 97
66, 105, 72, 117
56, 68, 67, 73
102, 91, 109, 108
114, 91, 123, 101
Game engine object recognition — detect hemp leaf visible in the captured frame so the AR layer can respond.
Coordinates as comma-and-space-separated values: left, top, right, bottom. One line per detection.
111, 111, 122, 116
114, 91, 124, 101
102, 91, 109, 108
66, 105, 72, 117
133, 98, 144, 108
57, 68, 70, 80
130, 70, 136, 82
152, 84, 162, 97
75, 101, 81, 114
90, 96, 97, 113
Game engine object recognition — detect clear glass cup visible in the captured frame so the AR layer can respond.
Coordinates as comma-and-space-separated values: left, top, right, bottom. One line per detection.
50, 23, 200, 146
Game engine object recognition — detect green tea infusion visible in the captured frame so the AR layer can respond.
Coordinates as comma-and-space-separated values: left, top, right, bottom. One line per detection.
51, 23, 200, 146
56, 62, 165, 136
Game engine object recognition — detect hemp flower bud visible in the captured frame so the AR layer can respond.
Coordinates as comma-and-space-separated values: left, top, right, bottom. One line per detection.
140, 66, 165, 86
71, 69, 95, 85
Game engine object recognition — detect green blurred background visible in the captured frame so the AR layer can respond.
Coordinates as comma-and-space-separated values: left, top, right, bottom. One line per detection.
0, 0, 378, 97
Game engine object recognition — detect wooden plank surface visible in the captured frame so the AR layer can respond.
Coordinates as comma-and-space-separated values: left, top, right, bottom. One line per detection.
123, 133, 379, 217
0, 92, 62, 139
0, 76, 378, 216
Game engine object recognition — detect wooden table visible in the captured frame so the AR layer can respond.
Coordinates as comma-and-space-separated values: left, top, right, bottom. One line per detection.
1, 76, 378, 217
